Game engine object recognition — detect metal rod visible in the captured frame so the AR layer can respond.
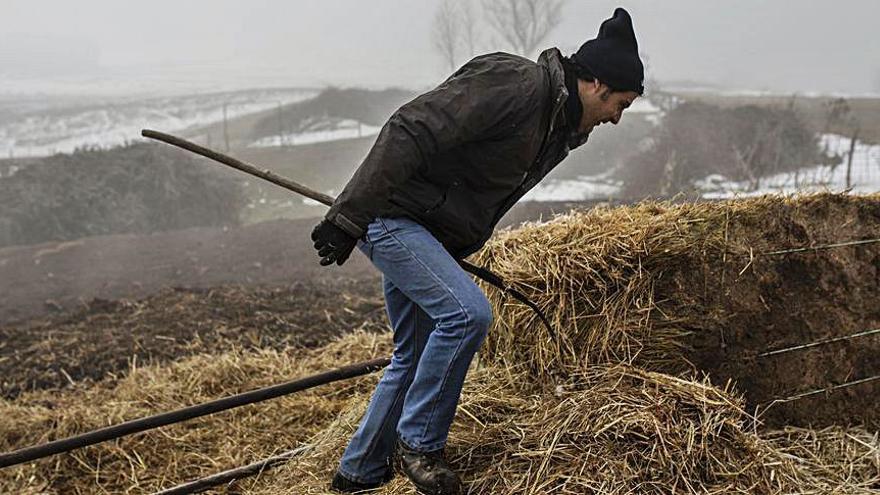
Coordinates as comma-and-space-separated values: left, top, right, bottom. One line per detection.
759, 237, 880, 256
0, 358, 389, 469
759, 328, 880, 357
153, 445, 312, 495
772, 374, 880, 403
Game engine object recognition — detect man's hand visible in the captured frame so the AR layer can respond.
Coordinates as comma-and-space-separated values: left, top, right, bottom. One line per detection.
311, 220, 358, 266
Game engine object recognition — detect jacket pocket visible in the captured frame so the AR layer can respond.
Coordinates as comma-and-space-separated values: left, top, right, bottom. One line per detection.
389, 183, 447, 215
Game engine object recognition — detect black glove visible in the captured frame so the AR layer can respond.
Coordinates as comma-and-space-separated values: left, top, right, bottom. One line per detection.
311, 219, 358, 266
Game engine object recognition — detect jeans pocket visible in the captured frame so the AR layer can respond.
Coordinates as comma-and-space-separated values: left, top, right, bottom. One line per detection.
357, 239, 374, 261
361, 219, 389, 260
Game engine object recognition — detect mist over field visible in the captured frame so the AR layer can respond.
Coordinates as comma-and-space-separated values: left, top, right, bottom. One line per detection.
2, 0, 879, 96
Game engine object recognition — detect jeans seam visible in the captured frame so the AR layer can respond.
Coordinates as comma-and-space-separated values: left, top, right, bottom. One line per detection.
376, 217, 391, 236
378, 218, 472, 448
352, 279, 418, 474
420, 322, 467, 445
352, 364, 413, 474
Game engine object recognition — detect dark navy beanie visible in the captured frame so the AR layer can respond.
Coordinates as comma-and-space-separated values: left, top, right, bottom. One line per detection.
571, 7, 644, 95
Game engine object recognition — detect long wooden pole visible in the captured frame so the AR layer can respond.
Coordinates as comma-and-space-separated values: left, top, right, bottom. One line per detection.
141, 129, 336, 206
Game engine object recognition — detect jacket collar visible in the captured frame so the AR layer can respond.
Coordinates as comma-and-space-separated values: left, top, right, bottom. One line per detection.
537, 48, 589, 150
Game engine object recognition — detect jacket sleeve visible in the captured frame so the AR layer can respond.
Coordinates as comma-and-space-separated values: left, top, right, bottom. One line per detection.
325, 56, 542, 237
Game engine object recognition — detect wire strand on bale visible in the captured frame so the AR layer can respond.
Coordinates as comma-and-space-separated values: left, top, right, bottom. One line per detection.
757, 237, 880, 256
0, 358, 389, 469
770, 374, 880, 403
759, 327, 880, 357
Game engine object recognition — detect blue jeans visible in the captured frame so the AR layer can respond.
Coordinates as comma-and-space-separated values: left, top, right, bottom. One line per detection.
337, 217, 493, 484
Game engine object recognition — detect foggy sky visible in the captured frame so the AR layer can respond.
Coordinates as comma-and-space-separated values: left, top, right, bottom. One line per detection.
2, 0, 879, 95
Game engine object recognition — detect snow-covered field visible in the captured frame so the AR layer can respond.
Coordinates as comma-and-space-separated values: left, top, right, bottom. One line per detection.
696, 134, 880, 198
249, 117, 381, 148
523, 169, 622, 202
522, 134, 879, 202
0, 88, 318, 158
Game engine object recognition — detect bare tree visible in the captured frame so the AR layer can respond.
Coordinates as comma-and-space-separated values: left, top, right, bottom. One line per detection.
822, 97, 853, 135
460, 0, 480, 61
481, 0, 565, 57
432, 0, 462, 72
432, 0, 482, 72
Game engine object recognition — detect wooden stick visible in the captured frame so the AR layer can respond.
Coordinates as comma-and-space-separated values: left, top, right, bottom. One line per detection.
141, 129, 335, 207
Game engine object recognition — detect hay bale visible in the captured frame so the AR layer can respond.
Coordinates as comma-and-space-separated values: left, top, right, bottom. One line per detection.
474, 197, 727, 376
473, 192, 880, 428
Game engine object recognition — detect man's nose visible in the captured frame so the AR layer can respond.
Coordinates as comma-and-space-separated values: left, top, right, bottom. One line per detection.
611, 112, 621, 125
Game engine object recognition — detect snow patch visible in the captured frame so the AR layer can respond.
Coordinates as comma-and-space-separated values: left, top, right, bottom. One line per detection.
248, 118, 381, 148
696, 134, 880, 198
0, 88, 318, 158
523, 170, 622, 202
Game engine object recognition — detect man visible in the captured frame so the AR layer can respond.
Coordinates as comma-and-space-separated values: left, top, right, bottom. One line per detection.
312, 7, 644, 494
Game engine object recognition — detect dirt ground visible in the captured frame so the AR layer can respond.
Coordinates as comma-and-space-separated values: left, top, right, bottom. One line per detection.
0, 281, 385, 398
0, 217, 378, 325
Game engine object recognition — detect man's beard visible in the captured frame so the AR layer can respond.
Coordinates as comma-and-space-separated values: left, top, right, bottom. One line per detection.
569, 123, 592, 149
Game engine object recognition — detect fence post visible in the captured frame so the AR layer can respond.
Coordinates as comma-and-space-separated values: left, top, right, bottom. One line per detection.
846, 129, 859, 189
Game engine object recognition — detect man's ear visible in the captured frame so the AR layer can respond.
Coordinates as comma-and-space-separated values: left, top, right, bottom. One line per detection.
580, 78, 601, 96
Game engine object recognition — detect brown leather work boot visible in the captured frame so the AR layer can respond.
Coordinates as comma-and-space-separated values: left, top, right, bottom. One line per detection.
396, 439, 462, 495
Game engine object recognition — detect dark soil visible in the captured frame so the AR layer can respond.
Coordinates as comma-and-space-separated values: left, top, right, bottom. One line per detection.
0, 216, 378, 325
671, 194, 880, 429
0, 143, 245, 249
0, 281, 385, 398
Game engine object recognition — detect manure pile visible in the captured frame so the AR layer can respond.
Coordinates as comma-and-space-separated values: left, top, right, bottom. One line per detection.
1, 192, 878, 494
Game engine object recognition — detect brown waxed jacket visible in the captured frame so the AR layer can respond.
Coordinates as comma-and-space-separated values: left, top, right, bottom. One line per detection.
325, 48, 586, 259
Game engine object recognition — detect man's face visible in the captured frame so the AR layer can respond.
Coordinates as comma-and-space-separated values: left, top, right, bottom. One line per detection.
577, 79, 639, 134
